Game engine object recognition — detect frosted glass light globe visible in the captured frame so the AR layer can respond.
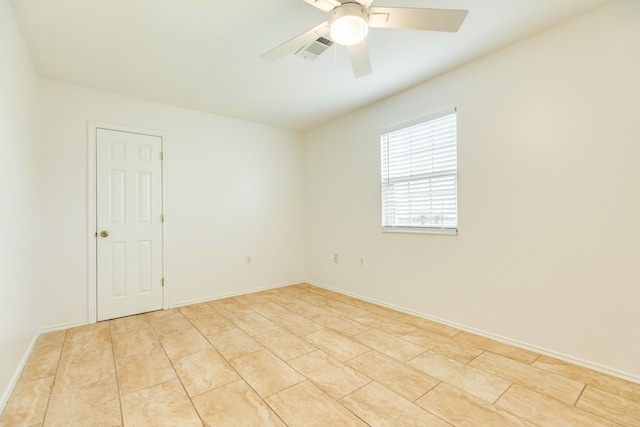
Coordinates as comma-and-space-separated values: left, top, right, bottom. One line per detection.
330, 3, 369, 46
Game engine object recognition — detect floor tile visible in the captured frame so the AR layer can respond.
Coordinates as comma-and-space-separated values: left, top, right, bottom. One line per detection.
533, 355, 640, 402
271, 312, 324, 336
61, 323, 112, 356
112, 326, 161, 358
205, 328, 263, 360
178, 302, 215, 319
417, 383, 533, 427
322, 300, 371, 318
36, 330, 66, 347
148, 312, 193, 336
347, 350, 440, 401
230, 312, 279, 336
304, 328, 370, 362
4, 283, 638, 427
396, 314, 461, 337
20, 347, 61, 383
30, 335, 64, 358
409, 351, 512, 403
120, 378, 202, 427
469, 351, 585, 405
311, 314, 369, 336
192, 380, 285, 427
402, 328, 483, 363
266, 381, 368, 427
257, 291, 298, 306
0, 377, 53, 427
497, 383, 619, 426
115, 347, 176, 395
45, 377, 121, 427
576, 385, 640, 427
278, 284, 308, 295
253, 328, 316, 361
233, 293, 267, 306
342, 381, 451, 427
354, 313, 418, 336
52, 347, 115, 394
109, 314, 150, 337
294, 292, 333, 307
352, 328, 426, 362
288, 350, 371, 399
158, 327, 211, 360
64, 322, 109, 340
284, 300, 328, 317
29, 331, 65, 362
249, 301, 290, 319
207, 298, 255, 318
173, 348, 240, 397
229, 349, 305, 397
145, 307, 179, 320
189, 312, 235, 336
453, 332, 539, 364
352, 301, 407, 319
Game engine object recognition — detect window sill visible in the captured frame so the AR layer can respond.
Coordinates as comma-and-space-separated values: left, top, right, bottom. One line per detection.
382, 227, 458, 236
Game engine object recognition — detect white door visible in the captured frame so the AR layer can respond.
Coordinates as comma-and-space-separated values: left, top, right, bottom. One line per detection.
96, 128, 164, 321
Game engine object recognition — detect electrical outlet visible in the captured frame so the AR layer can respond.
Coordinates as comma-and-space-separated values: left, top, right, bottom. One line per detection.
333, 253, 338, 263
246, 256, 251, 264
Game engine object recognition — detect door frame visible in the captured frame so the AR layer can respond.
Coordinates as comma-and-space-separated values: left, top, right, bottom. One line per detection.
87, 121, 168, 323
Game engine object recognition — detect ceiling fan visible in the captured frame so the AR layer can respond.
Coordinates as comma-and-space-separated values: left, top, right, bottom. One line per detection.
260, 0, 468, 78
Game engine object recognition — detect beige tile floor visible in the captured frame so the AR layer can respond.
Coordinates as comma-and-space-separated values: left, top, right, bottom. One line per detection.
2, 283, 639, 426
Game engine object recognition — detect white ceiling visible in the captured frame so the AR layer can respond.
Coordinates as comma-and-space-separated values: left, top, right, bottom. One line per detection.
11, 0, 615, 131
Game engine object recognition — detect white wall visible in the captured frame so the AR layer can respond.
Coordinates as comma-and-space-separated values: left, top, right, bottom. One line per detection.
305, 0, 640, 380
0, 0, 41, 408
40, 81, 305, 329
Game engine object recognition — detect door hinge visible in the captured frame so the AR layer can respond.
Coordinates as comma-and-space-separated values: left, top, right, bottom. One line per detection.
161, 278, 165, 287
160, 214, 164, 223
160, 151, 164, 160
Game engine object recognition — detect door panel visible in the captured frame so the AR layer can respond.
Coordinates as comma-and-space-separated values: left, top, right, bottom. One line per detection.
96, 128, 163, 321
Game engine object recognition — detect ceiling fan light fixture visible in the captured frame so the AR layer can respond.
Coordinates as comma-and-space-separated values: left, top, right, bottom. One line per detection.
329, 3, 369, 46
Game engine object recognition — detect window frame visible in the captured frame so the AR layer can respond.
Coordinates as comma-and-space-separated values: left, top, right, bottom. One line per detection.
380, 107, 458, 235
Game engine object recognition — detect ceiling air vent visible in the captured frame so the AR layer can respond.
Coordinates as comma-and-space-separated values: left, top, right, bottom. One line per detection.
295, 37, 334, 61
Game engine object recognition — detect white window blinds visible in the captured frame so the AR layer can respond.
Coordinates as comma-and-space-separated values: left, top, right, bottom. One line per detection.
381, 108, 458, 233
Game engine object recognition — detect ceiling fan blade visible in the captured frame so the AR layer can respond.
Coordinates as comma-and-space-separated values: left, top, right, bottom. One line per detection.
368, 7, 468, 32
260, 22, 330, 61
346, 39, 372, 79
302, 0, 340, 12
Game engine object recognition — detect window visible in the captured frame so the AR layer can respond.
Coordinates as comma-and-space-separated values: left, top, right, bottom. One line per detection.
381, 108, 458, 234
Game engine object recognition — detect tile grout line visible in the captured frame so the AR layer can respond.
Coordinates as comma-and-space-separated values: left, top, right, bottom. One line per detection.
40, 329, 67, 427
184, 300, 297, 425
107, 320, 126, 427
490, 383, 543, 426
159, 308, 211, 427
573, 383, 587, 407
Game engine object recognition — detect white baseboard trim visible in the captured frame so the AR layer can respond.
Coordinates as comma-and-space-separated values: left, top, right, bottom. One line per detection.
40, 320, 89, 334
306, 280, 640, 385
169, 280, 303, 309
0, 332, 39, 414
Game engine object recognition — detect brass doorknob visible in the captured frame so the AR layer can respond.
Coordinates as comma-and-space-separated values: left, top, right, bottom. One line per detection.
100, 230, 109, 238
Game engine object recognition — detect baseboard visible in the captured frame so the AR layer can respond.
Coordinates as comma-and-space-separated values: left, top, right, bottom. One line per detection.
169, 280, 303, 309
40, 320, 89, 334
0, 332, 39, 414
306, 280, 640, 385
